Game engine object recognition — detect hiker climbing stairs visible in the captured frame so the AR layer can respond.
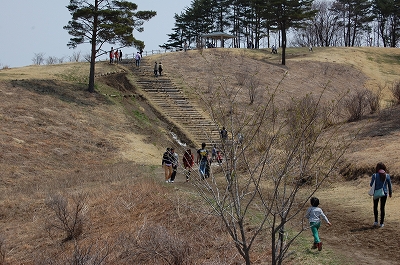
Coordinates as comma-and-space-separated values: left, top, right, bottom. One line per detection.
125, 58, 221, 148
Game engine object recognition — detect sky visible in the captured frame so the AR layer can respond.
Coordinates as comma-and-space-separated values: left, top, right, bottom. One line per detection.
0, 0, 191, 68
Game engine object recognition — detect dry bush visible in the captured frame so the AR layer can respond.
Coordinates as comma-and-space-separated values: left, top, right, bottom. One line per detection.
118, 223, 190, 265
45, 192, 89, 242
391, 80, 400, 104
35, 241, 112, 265
343, 89, 369, 121
365, 89, 381, 113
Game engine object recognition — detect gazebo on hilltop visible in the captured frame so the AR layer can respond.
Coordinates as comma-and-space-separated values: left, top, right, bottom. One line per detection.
200, 31, 236, 48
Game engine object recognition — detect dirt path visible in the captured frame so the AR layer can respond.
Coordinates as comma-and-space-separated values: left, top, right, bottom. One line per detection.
316, 178, 400, 264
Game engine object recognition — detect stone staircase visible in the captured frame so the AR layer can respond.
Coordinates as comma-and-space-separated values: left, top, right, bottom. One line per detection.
124, 59, 221, 148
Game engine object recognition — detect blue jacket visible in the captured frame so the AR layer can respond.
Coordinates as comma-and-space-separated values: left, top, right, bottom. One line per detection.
370, 173, 392, 196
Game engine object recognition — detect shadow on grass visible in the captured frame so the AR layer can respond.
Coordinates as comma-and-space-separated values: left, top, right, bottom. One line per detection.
350, 225, 377, 232
11, 79, 113, 106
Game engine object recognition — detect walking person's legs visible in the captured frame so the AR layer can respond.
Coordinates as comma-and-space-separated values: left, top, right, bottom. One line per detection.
310, 221, 322, 250
380, 196, 387, 225
164, 165, 172, 182
373, 198, 379, 224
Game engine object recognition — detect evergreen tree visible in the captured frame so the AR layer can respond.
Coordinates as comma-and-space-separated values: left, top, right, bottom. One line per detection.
333, 0, 373, 47
372, 0, 400, 47
64, 0, 156, 92
267, 0, 316, 65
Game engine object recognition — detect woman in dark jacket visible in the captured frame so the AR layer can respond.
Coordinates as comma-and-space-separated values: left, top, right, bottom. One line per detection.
370, 162, 393, 227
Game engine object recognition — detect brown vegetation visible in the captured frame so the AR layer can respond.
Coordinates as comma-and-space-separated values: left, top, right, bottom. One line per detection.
0, 47, 399, 264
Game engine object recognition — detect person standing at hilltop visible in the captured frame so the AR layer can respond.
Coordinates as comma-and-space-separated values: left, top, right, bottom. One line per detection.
370, 162, 392, 228
119, 49, 123, 61
109, 47, 114, 64
114, 49, 119, 64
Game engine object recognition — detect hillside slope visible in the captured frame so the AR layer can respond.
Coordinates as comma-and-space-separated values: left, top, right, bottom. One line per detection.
0, 47, 400, 264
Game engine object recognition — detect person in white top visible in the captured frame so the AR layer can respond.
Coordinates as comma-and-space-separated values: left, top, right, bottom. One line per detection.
305, 197, 332, 251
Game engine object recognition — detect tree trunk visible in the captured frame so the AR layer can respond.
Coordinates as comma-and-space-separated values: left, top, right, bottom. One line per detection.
88, 0, 99, 93
281, 21, 286, 66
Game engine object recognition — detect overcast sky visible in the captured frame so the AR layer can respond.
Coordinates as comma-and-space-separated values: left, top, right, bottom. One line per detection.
0, 0, 191, 68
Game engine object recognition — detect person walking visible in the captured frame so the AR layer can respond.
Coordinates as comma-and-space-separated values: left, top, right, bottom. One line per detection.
158, 62, 163, 76
109, 47, 114, 64
211, 144, 217, 164
220, 127, 228, 141
197, 143, 209, 179
119, 50, 123, 61
154, 61, 158, 77
162, 148, 173, 183
305, 197, 331, 251
183, 149, 194, 182
169, 148, 179, 183
135, 52, 141, 67
114, 49, 119, 64
370, 162, 393, 228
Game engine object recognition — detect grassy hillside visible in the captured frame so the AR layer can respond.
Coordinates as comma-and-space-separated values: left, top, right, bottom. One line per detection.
0, 47, 399, 264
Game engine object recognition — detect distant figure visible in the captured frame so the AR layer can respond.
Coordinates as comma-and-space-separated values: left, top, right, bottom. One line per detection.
305, 197, 332, 251
119, 50, 123, 61
197, 142, 209, 179
216, 150, 223, 164
135, 52, 141, 67
271, 45, 277, 54
158, 62, 163, 76
220, 127, 228, 141
114, 49, 119, 64
169, 148, 179, 183
162, 148, 173, 183
109, 47, 114, 64
184, 41, 188, 52
183, 149, 194, 182
237, 132, 243, 145
309, 44, 313, 52
154, 61, 158, 77
211, 144, 217, 163
140, 48, 143, 57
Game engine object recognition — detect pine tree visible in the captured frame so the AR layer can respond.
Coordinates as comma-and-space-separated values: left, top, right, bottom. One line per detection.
64, 0, 156, 92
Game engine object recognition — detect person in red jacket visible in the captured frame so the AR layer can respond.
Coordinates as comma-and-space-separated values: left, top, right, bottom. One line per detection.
183, 149, 194, 182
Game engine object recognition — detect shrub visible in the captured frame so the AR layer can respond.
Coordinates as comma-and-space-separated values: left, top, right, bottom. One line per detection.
391, 80, 400, 104
118, 224, 190, 265
45, 192, 88, 242
365, 89, 381, 113
343, 89, 369, 121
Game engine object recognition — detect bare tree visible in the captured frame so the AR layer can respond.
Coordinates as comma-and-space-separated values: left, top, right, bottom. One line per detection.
45, 192, 88, 242
32, 52, 45, 65
189, 51, 354, 265
69, 51, 82, 62
46, 56, 58, 65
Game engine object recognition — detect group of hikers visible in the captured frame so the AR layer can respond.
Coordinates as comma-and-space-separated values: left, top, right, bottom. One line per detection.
161, 141, 225, 183
109, 47, 123, 64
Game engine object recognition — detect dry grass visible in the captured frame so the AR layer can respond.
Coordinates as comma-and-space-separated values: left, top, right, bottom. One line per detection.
0, 47, 400, 264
